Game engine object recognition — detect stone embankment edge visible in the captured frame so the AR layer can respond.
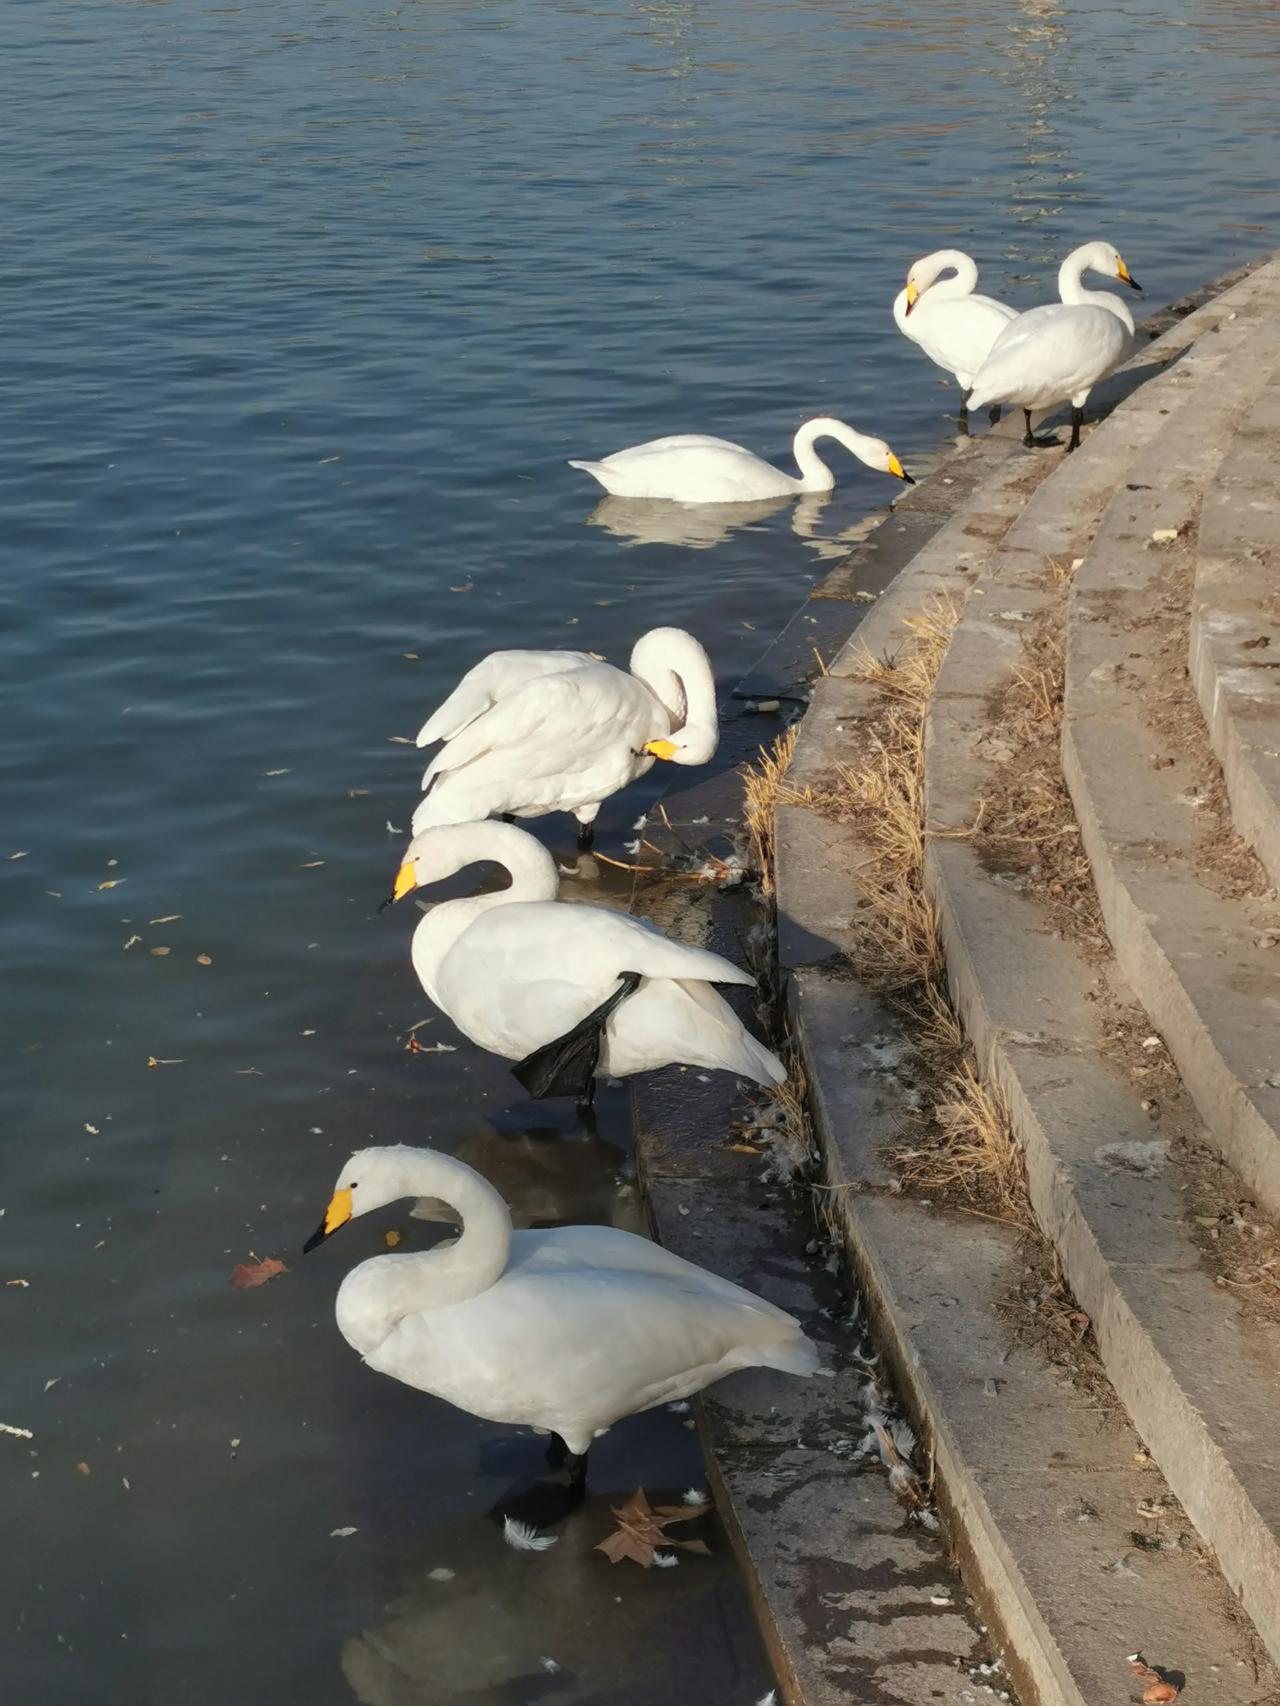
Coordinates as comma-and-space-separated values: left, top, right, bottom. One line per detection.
762, 257, 1279, 1706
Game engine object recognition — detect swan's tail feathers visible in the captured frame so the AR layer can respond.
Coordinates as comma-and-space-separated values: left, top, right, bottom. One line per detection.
740, 1033, 787, 1088
567, 458, 610, 486
759, 1329, 822, 1379
512, 971, 643, 1100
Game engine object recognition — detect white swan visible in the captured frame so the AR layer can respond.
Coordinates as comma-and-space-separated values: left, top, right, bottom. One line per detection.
412, 627, 717, 852
386, 820, 785, 1102
893, 249, 1018, 427
967, 240, 1142, 452
303, 1145, 818, 1479
568, 417, 912, 503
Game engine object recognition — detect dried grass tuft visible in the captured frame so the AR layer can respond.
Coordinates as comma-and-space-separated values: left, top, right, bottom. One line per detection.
742, 724, 799, 897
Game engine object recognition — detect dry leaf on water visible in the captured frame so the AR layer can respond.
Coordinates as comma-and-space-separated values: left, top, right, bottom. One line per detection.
196, 954, 212, 965
146, 1056, 184, 1068
229, 1257, 288, 1290
96, 879, 125, 891
150, 915, 181, 925
595, 1488, 712, 1568
149, 946, 171, 957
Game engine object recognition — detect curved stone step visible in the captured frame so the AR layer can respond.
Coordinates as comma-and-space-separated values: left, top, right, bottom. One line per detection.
923, 292, 1280, 1671
771, 258, 1280, 1706
1190, 377, 1280, 887
1062, 279, 1280, 1225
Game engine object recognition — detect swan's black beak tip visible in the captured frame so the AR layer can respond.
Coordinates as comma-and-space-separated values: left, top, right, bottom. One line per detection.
376, 894, 395, 914
900, 471, 916, 485
302, 1221, 328, 1254
1127, 275, 1143, 292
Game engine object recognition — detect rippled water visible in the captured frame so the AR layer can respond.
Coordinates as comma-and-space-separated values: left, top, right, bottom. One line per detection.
4, 0, 1278, 1700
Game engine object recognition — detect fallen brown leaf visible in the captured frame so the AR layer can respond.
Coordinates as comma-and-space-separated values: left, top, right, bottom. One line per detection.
229, 1257, 288, 1290
196, 953, 212, 965
384, 1229, 402, 1249
146, 1056, 185, 1068
96, 879, 125, 891
594, 1488, 712, 1568
402, 652, 419, 660
1144, 1688, 1178, 1705
149, 946, 171, 957
76, 1461, 90, 1475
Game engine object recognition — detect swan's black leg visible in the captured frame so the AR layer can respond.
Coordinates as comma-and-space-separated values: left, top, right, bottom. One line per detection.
490, 1439, 590, 1528
1023, 409, 1037, 449
512, 971, 642, 1100
500, 812, 515, 824
1066, 406, 1084, 453
988, 404, 1003, 426
958, 388, 971, 436
576, 820, 594, 853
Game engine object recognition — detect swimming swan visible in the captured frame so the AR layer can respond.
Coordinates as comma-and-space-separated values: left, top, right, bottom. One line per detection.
967, 240, 1142, 452
302, 1145, 819, 1489
893, 249, 1018, 428
385, 820, 785, 1102
568, 417, 913, 503
412, 627, 717, 852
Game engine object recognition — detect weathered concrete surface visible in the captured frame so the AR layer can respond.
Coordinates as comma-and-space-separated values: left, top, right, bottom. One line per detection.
768, 256, 1280, 1703
920, 308, 1280, 1676
1190, 377, 1280, 888
1062, 279, 1280, 1229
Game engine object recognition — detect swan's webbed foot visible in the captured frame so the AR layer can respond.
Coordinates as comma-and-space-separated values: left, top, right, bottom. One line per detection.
1066, 406, 1084, 454
512, 971, 642, 1100
988, 404, 1003, 426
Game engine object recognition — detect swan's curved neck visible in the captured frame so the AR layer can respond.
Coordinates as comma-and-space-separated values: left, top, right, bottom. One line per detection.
406, 823, 559, 999
629, 629, 718, 751
918, 249, 979, 302
791, 418, 872, 494
1058, 246, 1135, 332
337, 1157, 512, 1353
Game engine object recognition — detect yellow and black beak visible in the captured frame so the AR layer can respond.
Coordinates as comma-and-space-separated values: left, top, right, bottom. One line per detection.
1116, 257, 1142, 292
888, 452, 915, 485
378, 859, 420, 913
904, 278, 919, 316
644, 738, 679, 761
302, 1187, 353, 1253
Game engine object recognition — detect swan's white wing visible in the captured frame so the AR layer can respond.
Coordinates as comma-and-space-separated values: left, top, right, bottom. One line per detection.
369, 1263, 815, 1449
416, 650, 594, 747
968, 304, 1129, 410
910, 296, 1021, 382
509, 1225, 800, 1324
602, 977, 784, 1085
601, 433, 752, 461
422, 666, 659, 786
434, 901, 756, 1061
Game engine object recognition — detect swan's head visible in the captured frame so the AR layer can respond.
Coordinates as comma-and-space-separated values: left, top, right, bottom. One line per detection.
861, 437, 915, 485
642, 721, 718, 766
303, 1144, 422, 1250
1083, 240, 1142, 292
902, 249, 972, 316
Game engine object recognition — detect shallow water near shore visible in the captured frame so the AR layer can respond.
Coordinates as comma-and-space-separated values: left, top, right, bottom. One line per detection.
3, 0, 1279, 1700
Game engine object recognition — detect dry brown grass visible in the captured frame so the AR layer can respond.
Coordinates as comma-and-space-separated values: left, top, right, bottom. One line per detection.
735, 1048, 814, 1183
742, 723, 799, 897
742, 593, 1029, 1218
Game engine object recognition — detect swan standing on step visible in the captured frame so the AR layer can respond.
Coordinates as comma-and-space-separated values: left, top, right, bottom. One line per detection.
568, 417, 913, 503
412, 627, 716, 852
385, 820, 785, 1103
303, 1145, 818, 1504
893, 249, 1018, 430
967, 240, 1143, 453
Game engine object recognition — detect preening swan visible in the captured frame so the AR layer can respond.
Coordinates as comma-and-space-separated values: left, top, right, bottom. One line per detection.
386, 820, 785, 1102
967, 240, 1142, 452
893, 249, 1018, 428
568, 417, 913, 503
303, 1145, 818, 1505
412, 627, 717, 852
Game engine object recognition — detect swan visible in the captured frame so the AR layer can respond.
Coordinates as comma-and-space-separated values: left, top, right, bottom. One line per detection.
412, 627, 717, 852
967, 240, 1142, 453
385, 819, 785, 1104
893, 249, 1018, 428
303, 1145, 818, 1507
568, 417, 913, 503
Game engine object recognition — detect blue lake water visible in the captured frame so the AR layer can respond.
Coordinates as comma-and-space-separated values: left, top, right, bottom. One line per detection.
3, 0, 1278, 1700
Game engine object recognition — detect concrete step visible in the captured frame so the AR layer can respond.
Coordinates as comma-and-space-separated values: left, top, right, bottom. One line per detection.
770, 258, 1280, 1703
922, 279, 1280, 1672
1190, 375, 1280, 887
1061, 271, 1280, 1223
